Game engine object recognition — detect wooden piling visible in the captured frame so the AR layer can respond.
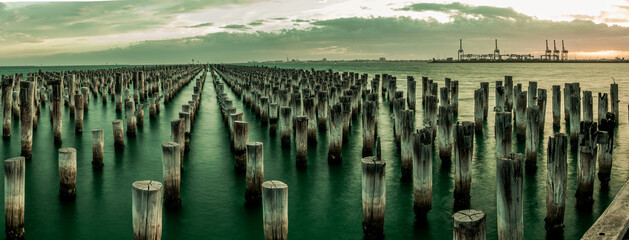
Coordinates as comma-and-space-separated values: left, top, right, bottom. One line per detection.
598, 113, 615, 187
454, 121, 474, 209
112, 119, 125, 150
19, 81, 34, 160
262, 180, 288, 240
162, 142, 181, 208
304, 97, 317, 144
234, 121, 249, 173
115, 73, 123, 113
260, 97, 269, 125
280, 107, 292, 148
179, 112, 191, 152
481, 82, 489, 120
92, 129, 104, 169
361, 156, 386, 239
269, 103, 279, 134
425, 95, 438, 138
131, 180, 163, 240
495, 112, 512, 159
438, 105, 453, 164
171, 118, 185, 168
537, 89, 547, 131
137, 108, 144, 129
451, 80, 459, 118
563, 83, 572, 123
545, 133, 567, 231
317, 91, 328, 131
412, 128, 432, 218
52, 79, 63, 145
452, 209, 486, 240
295, 116, 308, 167
504, 76, 513, 112
576, 121, 597, 207
515, 91, 527, 141
74, 94, 84, 134
597, 93, 608, 124
4, 157, 25, 240
496, 153, 523, 240
610, 83, 619, 124
59, 147, 77, 198
582, 91, 593, 122
126, 101, 136, 137
552, 86, 561, 128
527, 82, 537, 110
328, 104, 343, 163
2, 76, 14, 139
569, 94, 581, 150
246, 142, 264, 203
474, 89, 483, 133
362, 101, 377, 157
525, 106, 540, 172
495, 85, 505, 112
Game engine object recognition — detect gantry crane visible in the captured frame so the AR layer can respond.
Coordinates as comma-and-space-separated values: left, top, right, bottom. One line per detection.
494, 39, 501, 60
561, 40, 569, 61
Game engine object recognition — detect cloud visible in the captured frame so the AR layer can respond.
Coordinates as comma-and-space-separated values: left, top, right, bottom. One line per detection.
185, 22, 214, 28
221, 24, 251, 30
398, 2, 531, 21
248, 20, 265, 26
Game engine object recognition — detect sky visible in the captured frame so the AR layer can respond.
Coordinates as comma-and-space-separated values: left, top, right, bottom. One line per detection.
1, 0, 629, 65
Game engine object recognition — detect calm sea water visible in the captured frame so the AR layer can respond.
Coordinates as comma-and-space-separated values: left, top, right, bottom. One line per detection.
0, 62, 627, 239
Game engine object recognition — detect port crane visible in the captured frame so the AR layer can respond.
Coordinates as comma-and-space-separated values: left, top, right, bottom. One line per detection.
458, 39, 464, 61
561, 40, 569, 61
493, 39, 501, 60
553, 40, 560, 61
541, 40, 553, 60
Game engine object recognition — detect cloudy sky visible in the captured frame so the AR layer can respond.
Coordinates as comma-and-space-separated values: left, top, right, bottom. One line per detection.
1, 0, 629, 65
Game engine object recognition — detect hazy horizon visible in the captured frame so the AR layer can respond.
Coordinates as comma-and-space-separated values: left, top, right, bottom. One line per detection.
2, 0, 629, 65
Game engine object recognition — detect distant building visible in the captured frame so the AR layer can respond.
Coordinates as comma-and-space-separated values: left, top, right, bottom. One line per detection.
379, 57, 386, 61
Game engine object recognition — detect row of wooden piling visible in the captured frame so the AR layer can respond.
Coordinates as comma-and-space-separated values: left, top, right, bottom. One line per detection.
209, 64, 623, 240
2, 65, 205, 240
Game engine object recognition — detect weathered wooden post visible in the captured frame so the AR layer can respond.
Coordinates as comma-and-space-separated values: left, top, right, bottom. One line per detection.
552, 86, 561, 129
262, 180, 288, 240
438, 105, 454, 164
19, 81, 34, 160
545, 133, 567, 231
474, 89, 483, 133
495, 112, 512, 159
362, 101, 377, 157
576, 121, 597, 207
563, 83, 572, 123
452, 209, 486, 240
454, 121, 474, 209
597, 93, 608, 124
504, 76, 513, 112
424, 95, 438, 138
74, 94, 84, 134
412, 128, 432, 218
68, 74, 75, 116
598, 113, 615, 187
451, 80, 459, 118
92, 129, 104, 169
171, 118, 185, 167
234, 121, 249, 173
328, 104, 343, 163
12, 91, 19, 119
260, 97, 269, 125
4, 157, 25, 240
131, 180, 163, 240
610, 83, 619, 124
515, 91, 527, 141
362, 156, 386, 239
569, 94, 581, 150
2, 76, 14, 139
246, 142, 264, 203
582, 91, 593, 122
179, 112, 191, 152
162, 142, 181, 208
495, 85, 505, 112
537, 89, 547, 131
126, 101, 136, 137
317, 91, 328, 131
304, 97, 317, 145
115, 73, 123, 113
59, 147, 77, 199
401, 109, 415, 179
269, 103, 279, 134
81, 87, 89, 112
525, 106, 540, 172
440, 87, 450, 107
527, 82, 537, 110
136, 107, 144, 129
52, 79, 63, 144
112, 119, 125, 150
407, 76, 416, 111
280, 107, 292, 148
481, 82, 489, 120
496, 153, 523, 240
295, 116, 308, 167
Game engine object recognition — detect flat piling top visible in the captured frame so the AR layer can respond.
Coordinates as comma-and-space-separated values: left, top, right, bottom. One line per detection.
262, 180, 287, 190
132, 180, 163, 192
162, 142, 179, 148
582, 180, 629, 239
361, 156, 385, 166
59, 147, 76, 154
453, 209, 485, 223
5, 156, 25, 165
247, 142, 263, 147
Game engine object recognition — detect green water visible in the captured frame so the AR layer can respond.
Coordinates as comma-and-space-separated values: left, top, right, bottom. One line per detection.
1, 62, 628, 239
